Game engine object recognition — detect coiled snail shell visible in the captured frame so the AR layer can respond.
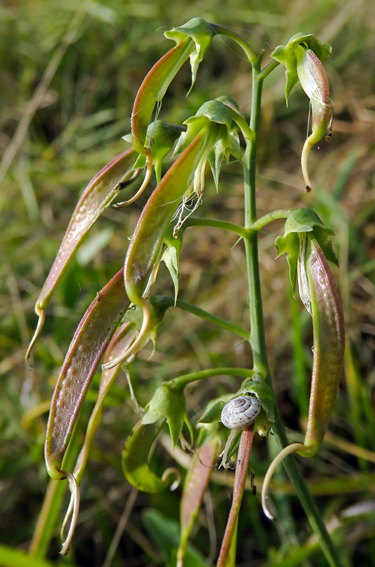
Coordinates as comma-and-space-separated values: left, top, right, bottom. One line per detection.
221, 395, 261, 430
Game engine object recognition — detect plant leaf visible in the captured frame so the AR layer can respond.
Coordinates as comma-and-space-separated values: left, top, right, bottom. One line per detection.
275, 207, 338, 293
271, 33, 332, 104
164, 18, 214, 91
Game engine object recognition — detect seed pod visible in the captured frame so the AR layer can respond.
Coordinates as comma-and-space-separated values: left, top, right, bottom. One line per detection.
26, 148, 137, 362
262, 235, 344, 520
44, 270, 130, 554
177, 436, 219, 567
44, 270, 130, 481
72, 321, 138, 486
296, 47, 333, 191
131, 38, 194, 157
103, 131, 205, 370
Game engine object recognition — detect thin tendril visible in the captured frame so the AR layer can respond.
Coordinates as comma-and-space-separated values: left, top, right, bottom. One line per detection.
114, 152, 153, 207
261, 442, 305, 521
26, 308, 45, 364
60, 471, 80, 555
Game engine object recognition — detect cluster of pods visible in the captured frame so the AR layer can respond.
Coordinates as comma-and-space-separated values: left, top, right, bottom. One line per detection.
27, 18, 344, 559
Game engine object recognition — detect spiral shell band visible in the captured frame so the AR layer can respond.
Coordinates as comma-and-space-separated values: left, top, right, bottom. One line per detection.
221, 395, 261, 430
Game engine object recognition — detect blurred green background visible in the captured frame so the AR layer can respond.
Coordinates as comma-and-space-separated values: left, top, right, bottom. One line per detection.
1, 0, 375, 566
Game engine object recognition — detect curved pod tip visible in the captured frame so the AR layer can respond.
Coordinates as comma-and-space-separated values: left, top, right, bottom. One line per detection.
25, 307, 45, 365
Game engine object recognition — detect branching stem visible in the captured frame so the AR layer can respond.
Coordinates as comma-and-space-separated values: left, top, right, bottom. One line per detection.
242, 51, 342, 567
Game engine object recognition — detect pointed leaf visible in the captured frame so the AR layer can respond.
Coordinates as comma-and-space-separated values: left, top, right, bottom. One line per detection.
122, 419, 170, 493
142, 381, 191, 447
276, 208, 338, 293
132, 121, 185, 183
161, 224, 184, 303
164, 18, 214, 90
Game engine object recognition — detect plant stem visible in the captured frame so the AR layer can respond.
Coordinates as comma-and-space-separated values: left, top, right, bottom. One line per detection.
183, 217, 248, 238
169, 367, 255, 390
259, 59, 280, 81
216, 428, 254, 566
242, 53, 343, 567
253, 209, 293, 231
243, 56, 268, 375
152, 295, 250, 340
210, 24, 257, 64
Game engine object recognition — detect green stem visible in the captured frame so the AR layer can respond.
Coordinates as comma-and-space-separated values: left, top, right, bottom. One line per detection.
259, 59, 280, 81
210, 24, 257, 64
243, 53, 342, 567
242, 55, 268, 375
152, 295, 250, 340
169, 367, 255, 390
253, 209, 293, 231
183, 217, 248, 239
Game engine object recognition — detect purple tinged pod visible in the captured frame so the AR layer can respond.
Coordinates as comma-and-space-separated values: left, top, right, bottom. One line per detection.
60, 322, 138, 551
72, 321, 138, 486
262, 235, 344, 520
131, 38, 194, 156
177, 438, 219, 567
103, 131, 205, 370
299, 235, 344, 454
44, 269, 130, 555
45, 269, 130, 480
26, 148, 137, 362
128, 38, 195, 205
295, 46, 333, 192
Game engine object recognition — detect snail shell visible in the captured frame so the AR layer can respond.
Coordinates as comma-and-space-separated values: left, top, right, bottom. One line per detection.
221, 395, 261, 430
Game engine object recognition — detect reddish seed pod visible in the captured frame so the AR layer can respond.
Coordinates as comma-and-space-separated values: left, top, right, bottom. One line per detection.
262, 235, 344, 520
103, 131, 206, 371
44, 269, 130, 481
26, 149, 137, 362
296, 47, 333, 191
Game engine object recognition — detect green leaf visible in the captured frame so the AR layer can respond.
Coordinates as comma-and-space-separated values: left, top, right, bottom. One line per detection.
161, 224, 184, 304
276, 208, 338, 292
173, 99, 241, 199
195, 99, 233, 128
271, 33, 332, 104
164, 18, 214, 91
142, 381, 193, 447
122, 419, 169, 493
0, 544, 68, 567
198, 400, 227, 424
